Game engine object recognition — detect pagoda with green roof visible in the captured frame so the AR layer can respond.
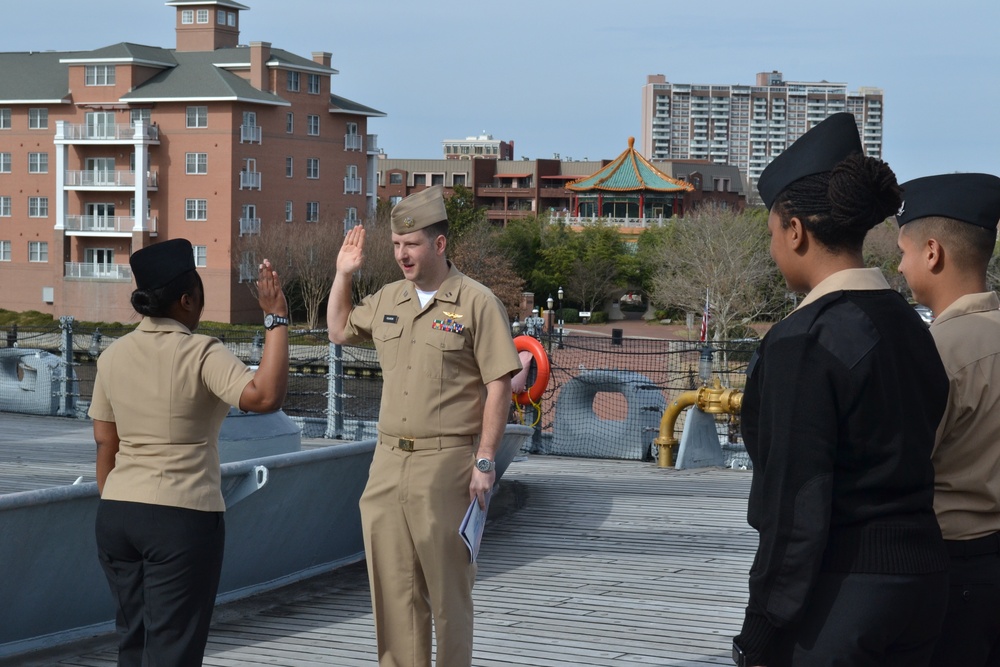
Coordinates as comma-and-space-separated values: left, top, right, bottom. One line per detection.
566, 137, 694, 220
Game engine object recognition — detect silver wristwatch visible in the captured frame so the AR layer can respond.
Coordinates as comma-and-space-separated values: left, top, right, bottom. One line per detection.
475, 458, 496, 473
264, 313, 289, 330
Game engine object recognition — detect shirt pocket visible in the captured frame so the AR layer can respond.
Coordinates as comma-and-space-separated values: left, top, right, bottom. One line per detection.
373, 325, 403, 371
424, 329, 467, 379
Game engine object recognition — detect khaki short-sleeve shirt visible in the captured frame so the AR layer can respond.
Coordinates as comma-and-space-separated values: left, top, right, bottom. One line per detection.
344, 264, 521, 438
88, 317, 255, 511
930, 291, 1000, 540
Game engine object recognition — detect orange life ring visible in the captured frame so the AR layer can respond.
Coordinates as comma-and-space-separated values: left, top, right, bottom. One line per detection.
512, 335, 550, 405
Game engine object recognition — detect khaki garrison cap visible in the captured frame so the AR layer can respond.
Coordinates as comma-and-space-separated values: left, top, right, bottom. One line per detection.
390, 185, 448, 234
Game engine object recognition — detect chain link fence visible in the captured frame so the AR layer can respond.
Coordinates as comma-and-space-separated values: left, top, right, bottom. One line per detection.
0, 321, 756, 464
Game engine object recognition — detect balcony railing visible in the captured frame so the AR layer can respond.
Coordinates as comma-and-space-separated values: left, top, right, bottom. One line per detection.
344, 134, 362, 151
64, 262, 132, 281
64, 170, 158, 188
366, 134, 378, 154
58, 122, 159, 142
239, 171, 261, 190
239, 217, 261, 236
549, 212, 671, 229
344, 177, 362, 194
240, 125, 262, 144
63, 215, 157, 234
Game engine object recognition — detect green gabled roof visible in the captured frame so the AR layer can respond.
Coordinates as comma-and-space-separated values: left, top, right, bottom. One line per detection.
121, 50, 288, 106
59, 42, 178, 68
329, 93, 385, 117
0, 52, 73, 102
567, 137, 694, 193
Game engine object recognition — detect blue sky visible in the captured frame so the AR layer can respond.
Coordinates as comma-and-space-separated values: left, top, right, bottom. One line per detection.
7, 0, 998, 182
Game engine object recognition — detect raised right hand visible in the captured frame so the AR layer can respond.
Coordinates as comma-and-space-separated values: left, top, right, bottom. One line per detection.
337, 225, 366, 275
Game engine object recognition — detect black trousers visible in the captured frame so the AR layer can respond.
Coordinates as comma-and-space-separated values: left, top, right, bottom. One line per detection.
930, 545, 1000, 667
768, 570, 948, 667
95, 500, 225, 667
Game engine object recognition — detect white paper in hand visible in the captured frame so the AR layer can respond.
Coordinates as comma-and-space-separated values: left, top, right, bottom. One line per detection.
459, 491, 491, 563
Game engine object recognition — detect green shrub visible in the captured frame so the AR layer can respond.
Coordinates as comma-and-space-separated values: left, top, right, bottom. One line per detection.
588, 311, 608, 324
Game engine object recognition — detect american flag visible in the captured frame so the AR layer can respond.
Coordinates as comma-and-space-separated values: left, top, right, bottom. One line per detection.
699, 289, 710, 343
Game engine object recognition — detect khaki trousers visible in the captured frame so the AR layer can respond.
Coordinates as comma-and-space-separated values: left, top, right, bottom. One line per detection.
360, 440, 477, 667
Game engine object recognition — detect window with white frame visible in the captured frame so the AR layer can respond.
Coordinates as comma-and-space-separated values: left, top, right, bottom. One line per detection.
389, 172, 402, 185
0, 196, 10, 217
285, 201, 293, 222
181, 9, 194, 23
306, 158, 319, 179
286, 112, 293, 133
0, 241, 9, 262
308, 74, 321, 94
28, 241, 48, 262
185, 199, 208, 221
287, 71, 300, 92
0, 109, 9, 130
130, 108, 151, 125
227, 12, 236, 26
28, 196, 48, 217
194, 245, 207, 267
196, 9, 209, 23
0, 153, 10, 173
185, 153, 207, 174
285, 157, 293, 178
186, 106, 208, 128
28, 153, 48, 174
413, 174, 426, 186
453, 173, 466, 186
307, 115, 320, 136
217, 9, 226, 24
85, 65, 116, 86
28, 109, 48, 129
306, 201, 319, 222
344, 207, 358, 232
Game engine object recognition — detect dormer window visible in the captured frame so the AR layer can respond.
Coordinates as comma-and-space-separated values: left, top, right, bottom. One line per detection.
181, 9, 193, 23
228, 12, 236, 26
85, 65, 116, 86
217, 9, 225, 24
196, 9, 209, 23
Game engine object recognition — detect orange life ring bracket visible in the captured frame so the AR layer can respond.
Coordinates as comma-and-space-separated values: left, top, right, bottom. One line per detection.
512, 335, 550, 406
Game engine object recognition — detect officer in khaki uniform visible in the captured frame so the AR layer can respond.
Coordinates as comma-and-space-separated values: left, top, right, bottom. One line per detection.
896, 173, 1000, 667
89, 239, 289, 666
327, 186, 522, 667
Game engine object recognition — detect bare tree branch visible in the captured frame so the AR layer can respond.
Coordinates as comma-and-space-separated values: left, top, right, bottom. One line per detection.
650, 205, 782, 338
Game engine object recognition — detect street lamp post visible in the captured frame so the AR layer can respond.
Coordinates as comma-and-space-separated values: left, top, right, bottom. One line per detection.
557, 286, 564, 349
546, 294, 554, 352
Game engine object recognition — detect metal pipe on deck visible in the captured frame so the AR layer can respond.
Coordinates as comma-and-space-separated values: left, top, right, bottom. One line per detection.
654, 377, 743, 468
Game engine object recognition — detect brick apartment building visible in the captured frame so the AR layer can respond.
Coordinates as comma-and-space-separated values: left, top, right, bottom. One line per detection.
0, 0, 383, 324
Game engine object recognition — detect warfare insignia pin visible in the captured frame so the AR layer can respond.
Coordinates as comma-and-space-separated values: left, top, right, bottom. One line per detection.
443, 311, 463, 319
403, 217, 414, 228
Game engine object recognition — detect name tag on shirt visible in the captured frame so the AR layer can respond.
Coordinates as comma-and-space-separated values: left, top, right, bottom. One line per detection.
383, 315, 398, 323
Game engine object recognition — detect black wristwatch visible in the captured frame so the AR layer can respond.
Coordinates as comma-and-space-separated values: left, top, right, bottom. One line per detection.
264, 313, 289, 330
475, 458, 496, 473
732, 640, 747, 667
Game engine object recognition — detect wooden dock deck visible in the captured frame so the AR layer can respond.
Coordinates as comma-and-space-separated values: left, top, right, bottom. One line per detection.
1, 413, 755, 666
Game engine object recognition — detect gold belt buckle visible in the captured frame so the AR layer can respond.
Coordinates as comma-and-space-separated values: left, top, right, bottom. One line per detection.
398, 438, 415, 452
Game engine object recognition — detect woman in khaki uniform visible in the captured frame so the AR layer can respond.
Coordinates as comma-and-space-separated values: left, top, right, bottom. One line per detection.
89, 239, 289, 667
